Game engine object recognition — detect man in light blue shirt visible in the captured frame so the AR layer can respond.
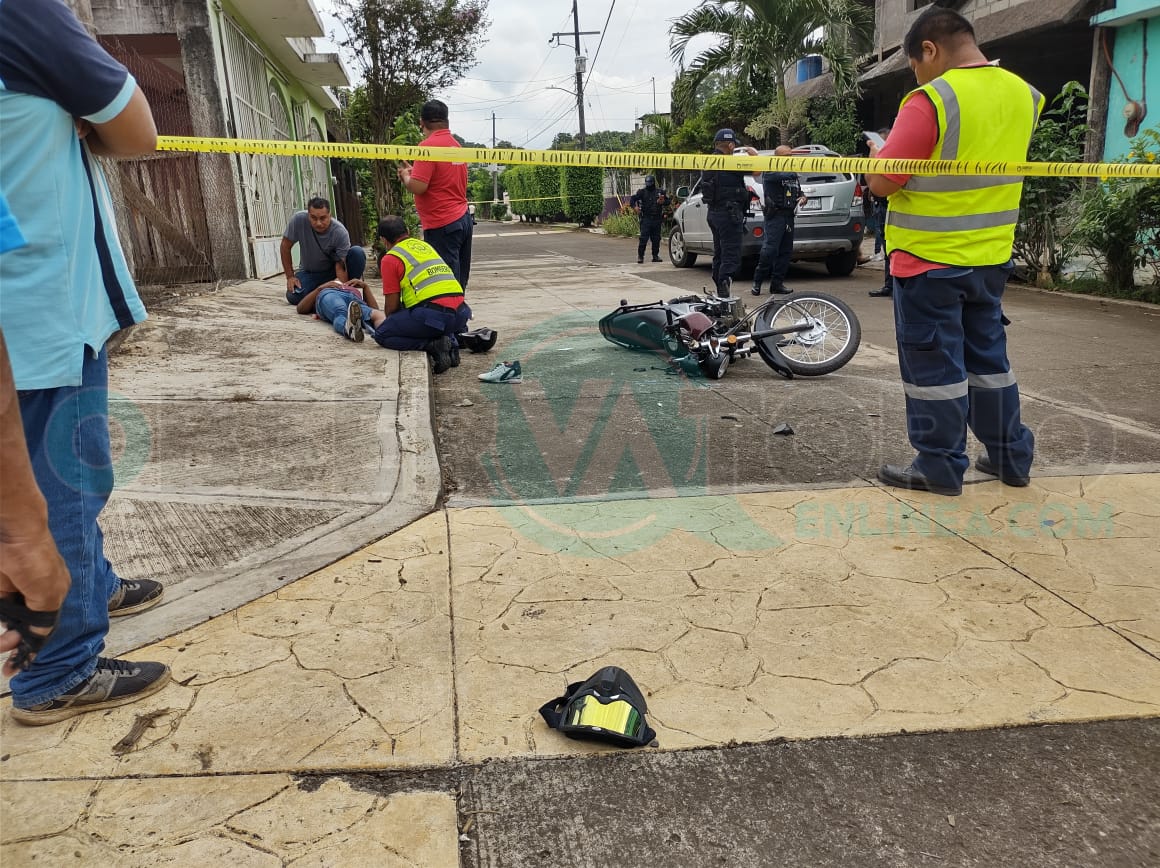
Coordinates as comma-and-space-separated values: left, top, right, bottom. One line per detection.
0, 0, 171, 724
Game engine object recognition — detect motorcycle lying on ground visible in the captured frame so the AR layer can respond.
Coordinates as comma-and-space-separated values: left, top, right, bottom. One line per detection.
598, 290, 861, 380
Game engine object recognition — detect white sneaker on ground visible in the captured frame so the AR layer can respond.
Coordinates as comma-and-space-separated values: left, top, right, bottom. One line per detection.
478, 360, 522, 383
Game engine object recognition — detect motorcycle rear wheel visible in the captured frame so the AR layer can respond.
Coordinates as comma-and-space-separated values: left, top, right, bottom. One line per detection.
754, 291, 861, 376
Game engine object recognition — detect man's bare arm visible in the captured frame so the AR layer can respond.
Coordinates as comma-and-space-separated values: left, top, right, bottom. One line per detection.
353, 280, 379, 310
296, 285, 328, 315
281, 238, 300, 292
865, 141, 903, 198
0, 332, 70, 674
80, 87, 157, 158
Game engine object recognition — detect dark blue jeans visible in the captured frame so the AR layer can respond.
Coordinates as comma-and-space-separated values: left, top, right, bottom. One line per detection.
11, 348, 123, 706
285, 245, 368, 305
423, 211, 474, 290
893, 261, 1033, 488
753, 211, 794, 289
373, 301, 472, 352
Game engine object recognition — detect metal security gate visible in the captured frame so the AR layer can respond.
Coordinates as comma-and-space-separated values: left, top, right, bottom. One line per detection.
220, 14, 297, 276
295, 107, 330, 203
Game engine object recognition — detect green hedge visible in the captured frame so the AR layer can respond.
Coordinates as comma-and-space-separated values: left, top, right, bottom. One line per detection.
502, 164, 597, 223
531, 165, 562, 220
560, 165, 603, 226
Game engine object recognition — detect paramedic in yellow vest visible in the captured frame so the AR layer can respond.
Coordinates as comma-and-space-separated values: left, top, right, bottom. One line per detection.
367, 216, 471, 375
866, 6, 1042, 496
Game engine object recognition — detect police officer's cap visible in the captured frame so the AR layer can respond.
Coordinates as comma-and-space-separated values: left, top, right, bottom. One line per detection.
713, 128, 737, 143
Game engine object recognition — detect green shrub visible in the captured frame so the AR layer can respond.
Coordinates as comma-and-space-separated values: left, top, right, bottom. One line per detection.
601, 207, 640, 237
561, 165, 604, 226
1076, 126, 1160, 293
1014, 82, 1088, 287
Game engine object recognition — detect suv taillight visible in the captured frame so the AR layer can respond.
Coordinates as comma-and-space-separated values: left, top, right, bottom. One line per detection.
853, 182, 864, 209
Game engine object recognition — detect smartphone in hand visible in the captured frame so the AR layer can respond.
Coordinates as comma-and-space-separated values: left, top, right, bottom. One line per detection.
863, 131, 886, 149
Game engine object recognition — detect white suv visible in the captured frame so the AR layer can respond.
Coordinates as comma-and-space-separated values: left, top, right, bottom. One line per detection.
668, 145, 866, 277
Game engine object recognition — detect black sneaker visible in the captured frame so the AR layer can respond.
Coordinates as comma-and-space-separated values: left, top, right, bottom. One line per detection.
427, 336, 454, 375
637, 257, 644, 264
651, 256, 663, 262
751, 284, 762, 296
108, 579, 164, 617
10, 657, 171, 726
770, 284, 793, 295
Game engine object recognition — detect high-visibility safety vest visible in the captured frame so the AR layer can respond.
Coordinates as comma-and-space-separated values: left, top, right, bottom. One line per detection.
386, 237, 464, 308
886, 66, 1044, 266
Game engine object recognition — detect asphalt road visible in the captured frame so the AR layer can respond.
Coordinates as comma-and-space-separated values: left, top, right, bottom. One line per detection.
437, 223, 1160, 507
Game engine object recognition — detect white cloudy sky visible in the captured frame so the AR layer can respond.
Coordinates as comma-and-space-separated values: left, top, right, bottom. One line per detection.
315, 0, 713, 148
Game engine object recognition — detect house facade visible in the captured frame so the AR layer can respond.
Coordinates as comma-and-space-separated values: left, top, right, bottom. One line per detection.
857, 0, 1103, 137
1091, 1, 1157, 160
89, 0, 349, 281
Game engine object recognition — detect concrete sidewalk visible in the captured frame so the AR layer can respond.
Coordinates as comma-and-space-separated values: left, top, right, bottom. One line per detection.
94, 281, 442, 654
2, 263, 1158, 865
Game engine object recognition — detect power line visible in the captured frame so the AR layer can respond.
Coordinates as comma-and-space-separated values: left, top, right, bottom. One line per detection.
583, 1, 617, 91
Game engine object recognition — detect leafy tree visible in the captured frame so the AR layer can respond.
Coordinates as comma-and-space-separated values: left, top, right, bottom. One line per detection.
551, 132, 578, 151
670, 0, 873, 145
333, 0, 489, 215
803, 96, 862, 154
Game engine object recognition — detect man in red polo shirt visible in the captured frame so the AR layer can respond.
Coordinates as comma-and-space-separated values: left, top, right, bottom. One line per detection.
397, 100, 474, 290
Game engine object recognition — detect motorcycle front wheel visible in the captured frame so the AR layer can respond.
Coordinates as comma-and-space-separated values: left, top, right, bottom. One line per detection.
699, 349, 730, 380
754, 291, 861, 376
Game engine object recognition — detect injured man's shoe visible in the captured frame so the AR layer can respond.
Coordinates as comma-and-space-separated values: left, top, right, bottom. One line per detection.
459, 327, 498, 354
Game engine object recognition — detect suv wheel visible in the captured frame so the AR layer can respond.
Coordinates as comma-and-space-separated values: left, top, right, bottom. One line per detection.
669, 227, 697, 267
825, 249, 858, 277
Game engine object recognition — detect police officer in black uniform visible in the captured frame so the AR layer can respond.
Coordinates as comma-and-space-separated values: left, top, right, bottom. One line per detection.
700, 129, 759, 298
629, 175, 668, 263
752, 145, 808, 295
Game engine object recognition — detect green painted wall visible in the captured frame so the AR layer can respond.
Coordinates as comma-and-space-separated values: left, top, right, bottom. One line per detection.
1102, 11, 1158, 160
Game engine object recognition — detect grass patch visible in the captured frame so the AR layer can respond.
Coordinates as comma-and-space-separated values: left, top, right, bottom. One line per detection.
600, 211, 640, 238
1039, 276, 1160, 305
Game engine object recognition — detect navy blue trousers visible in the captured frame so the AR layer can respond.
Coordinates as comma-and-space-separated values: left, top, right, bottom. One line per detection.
893, 261, 1034, 488
708, 207, 744, 293
423, 211, 474, 290
753, 211, 793, 289
373, 301, 472, 352
638, 217, 662, 259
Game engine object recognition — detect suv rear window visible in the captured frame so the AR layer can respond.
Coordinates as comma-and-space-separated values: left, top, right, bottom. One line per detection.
800, 173, 851, 183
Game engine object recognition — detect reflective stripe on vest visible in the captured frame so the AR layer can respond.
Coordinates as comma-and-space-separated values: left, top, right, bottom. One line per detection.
387, 237, 464, 309
885, 66, 1045, 266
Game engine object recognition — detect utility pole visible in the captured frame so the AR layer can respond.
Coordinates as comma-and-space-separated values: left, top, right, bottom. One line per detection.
652, 77, 657, 115
551, 1, 599, 150
492, 112, 499, 203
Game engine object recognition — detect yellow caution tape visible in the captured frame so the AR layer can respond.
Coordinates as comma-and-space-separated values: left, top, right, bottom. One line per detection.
156, 136, 1160, 179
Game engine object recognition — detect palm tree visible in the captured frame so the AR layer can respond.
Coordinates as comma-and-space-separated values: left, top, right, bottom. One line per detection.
670, 0, 874, 146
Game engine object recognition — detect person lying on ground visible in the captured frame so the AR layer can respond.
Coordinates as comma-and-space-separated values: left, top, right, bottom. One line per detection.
294, 278, 379, 343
